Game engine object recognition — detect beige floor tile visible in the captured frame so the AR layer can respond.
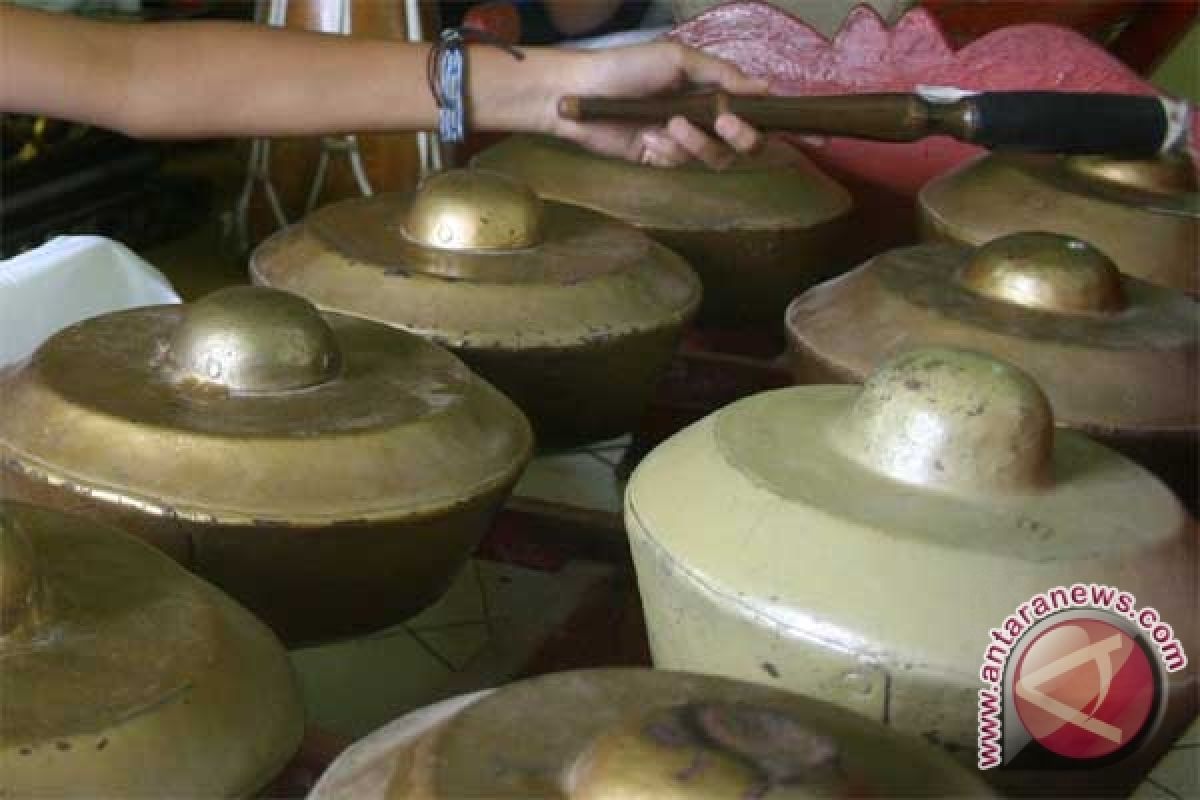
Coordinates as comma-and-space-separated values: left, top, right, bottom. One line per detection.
410, 622, 492, 671
406, 563, 487, 631
1134, 717, 1200, 800
290, 627, 452, 741
1177, 718, 1200, 746
583, 435, 633, 466
513, 450, 623, 514
437, 560, 614, 695
1135, 746, 1199, 799
290, 559, 613, 741
1131, 783, 1178, 800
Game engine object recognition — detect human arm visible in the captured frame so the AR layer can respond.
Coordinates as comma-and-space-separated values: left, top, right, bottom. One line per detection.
0, 5, 765, 167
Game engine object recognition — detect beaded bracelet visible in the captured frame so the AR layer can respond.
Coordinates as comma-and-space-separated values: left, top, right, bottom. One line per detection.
427, 27, 524, 144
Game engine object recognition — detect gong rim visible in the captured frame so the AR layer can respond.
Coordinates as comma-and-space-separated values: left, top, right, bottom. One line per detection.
250, 195, 702, 350
918, 153, 1199, 296
785, 240, 1199, 434
315, 669, 991, 798
0, 501, 303, 796
0, 303, 533, 525
625, 348, 1193, 688
472, 135, 853, 233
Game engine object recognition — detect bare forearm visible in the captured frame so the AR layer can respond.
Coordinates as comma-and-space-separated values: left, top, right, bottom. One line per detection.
0, 5, 768, 167
0, 6, 571, 139
120, 22, 439, 138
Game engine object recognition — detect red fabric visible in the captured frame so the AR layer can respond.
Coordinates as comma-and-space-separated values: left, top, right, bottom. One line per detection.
462, 1, 522, 45
670, 2, 1198, 198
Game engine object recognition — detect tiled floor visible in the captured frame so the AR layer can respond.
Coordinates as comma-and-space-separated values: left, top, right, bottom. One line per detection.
512, 436, 629, 516
1132, 718, 1199, 800
289, 558, 614, 741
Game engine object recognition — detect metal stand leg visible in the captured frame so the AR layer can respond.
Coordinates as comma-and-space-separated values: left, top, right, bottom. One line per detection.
232, 0, 443, 252
234, 138, 289, 254
304, 135, 376, 217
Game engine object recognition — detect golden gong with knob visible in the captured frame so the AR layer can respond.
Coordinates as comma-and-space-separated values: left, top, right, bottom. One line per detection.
0, 286, 533, 645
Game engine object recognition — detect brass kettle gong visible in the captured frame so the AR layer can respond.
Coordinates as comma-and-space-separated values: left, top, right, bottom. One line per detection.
919, 153, 1199, 297
626, 347, 1196, 784
472, 135, 855, 328
251, 168, 701, 444
785, 231, 1199, 509
308, 669, 991, 798
0, 286, 533, 645
0, 502, 303, 797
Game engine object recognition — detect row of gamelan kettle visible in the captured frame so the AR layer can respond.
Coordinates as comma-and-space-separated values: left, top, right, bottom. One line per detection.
0, 135, 1196, 797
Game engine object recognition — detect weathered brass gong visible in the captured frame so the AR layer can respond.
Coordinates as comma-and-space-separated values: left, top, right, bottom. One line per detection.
308, 669, 991, 798
785, 231, 1199, 508
0, 286, 533, 645
251, 168, 701, 444
919, 153, 1199, 296
472, 135, 855, 327
0, 502, 303, 797
626, 347, 1197, 779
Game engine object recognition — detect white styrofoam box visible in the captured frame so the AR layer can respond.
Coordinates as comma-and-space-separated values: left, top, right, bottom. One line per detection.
0, 235, 180, 369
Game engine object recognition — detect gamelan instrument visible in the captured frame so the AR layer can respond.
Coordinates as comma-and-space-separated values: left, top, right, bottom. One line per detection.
920, 152, 1199, 296
557, 88, 1191, 156
0, 286, 533, 645
785, 231, 1199, 510
472, 135, 854, 328
625, 347, 1197, 790
308, 669, 991, 798
251, 168, 701, 444
0, 502, 303, 797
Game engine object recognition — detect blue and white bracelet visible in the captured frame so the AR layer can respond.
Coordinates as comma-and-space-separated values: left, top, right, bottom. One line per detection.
427, 27, 524, 144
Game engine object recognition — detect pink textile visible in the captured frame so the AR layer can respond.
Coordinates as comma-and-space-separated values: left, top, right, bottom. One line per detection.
671, 1, 1197, 198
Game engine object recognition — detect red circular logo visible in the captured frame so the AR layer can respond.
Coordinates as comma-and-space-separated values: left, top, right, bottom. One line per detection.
1013, 617, 1157, 760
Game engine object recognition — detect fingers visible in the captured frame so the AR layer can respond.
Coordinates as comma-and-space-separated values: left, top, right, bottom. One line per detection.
657, 112, 758, 170
667, 115, 735, 170
640, 129, 690, 168
715, 113, 762, 155
675, 43, 768, 96
668, 44, 767, 168
586, 121, 751, 170
562, 42, 770, 169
